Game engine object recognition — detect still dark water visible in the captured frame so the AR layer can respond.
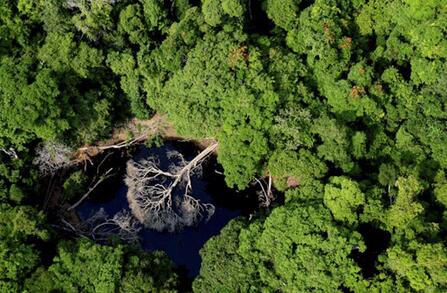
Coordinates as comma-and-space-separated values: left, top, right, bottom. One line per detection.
77, 142, 257, 277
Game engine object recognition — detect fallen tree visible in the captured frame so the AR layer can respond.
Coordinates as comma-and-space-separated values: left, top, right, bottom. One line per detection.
62, 208, 141, 244
125, 143, 218, 232
67, 167, 115, 211
34, 141, 74, 175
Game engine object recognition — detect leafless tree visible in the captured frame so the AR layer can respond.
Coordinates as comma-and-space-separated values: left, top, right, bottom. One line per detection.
69, 208, 141, 244
77, 133, 149, 153
34, 141, 74, 175
0, 147, 18, 159
125, 143, 218, 232
254, 175, 274, 208
65, 0, 119, 9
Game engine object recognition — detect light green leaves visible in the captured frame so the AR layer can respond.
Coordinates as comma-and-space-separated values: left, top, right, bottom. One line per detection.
324, 176, 365, 225
238, 203, 364, 292
385, 242, 447, 291
387, 176, 424, 230
222, 0, 245, 17
202, 0, 225, 26
266, 0, 300, 30
141, 0, 170, 31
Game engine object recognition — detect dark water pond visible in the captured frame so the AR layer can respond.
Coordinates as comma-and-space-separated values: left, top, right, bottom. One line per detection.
77, 141, 258, 277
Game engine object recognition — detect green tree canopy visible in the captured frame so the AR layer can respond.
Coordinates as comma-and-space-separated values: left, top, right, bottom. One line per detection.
196, 202, 366, 292
24, 239, 178, 293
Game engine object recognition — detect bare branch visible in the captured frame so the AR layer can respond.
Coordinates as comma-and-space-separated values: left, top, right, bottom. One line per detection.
61, 218, 77, 232
74, 208, 141, 244
0, 147, 18, 159
255, 175, 274, 208
125, 143, 218, 232
34, 141, 74, 175
78, 133, 148, 152
67, 168, 114, 211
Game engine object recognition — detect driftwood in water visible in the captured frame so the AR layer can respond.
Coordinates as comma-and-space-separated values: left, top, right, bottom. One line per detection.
125, 143, 218, 232
62, 208, 141, 244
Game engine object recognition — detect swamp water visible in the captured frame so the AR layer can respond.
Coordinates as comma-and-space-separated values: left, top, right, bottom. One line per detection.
76, 141, 258, 277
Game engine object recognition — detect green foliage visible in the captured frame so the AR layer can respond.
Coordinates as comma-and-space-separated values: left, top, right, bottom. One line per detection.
239, 203, 365, 292
119, 250, 178, 293
266, 0, 300, 31
1, 0, 447, 291
118, 4, 148, 45
8, 184, 26, 204
0, 203, 49, 241
0, 0, 137, 147
107, 50, 150, 118
268, 149, 327, 191
154, 30, 283, 187
0, 154, 39, 204
0, 0, 35, 51
193, 220, 255, 292
221, 0, 245, 18
23, 267, 59, 293
435, 172, 447, 208
384, 242, 447, 291
172, 0, 191, 19
0, 56, 68, 145
218, 126, 269, 188
271, 107, 315, 150
141, 0, 170, 31
202, 0, 225, 26
351, 131, 367, 159
63, 171, 88, 202
38, 32, 104, 77
0, 241, 41, 288
202, 0, 246, 27
24, 239, 178, 293
324, 176, 365, 225
49, 239, 124, 292
387, 176, 424, 231
0, 202, 49, 290
197, 202, 366, 292
71, 0, 116, 42
311, 116, 354, 172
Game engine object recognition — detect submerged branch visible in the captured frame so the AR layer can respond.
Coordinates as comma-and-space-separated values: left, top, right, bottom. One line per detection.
67, 168, 114, 211
125, 142, 218, 232
63, 208, 141, 244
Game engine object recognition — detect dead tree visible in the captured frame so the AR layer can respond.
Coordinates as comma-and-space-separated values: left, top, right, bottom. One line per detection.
77, 133, 149, 153
34, 141, 74, 175
67, 208, 141, 244
65, 0, 119, 9
255, 175, 274, 208
125, 143, 218, 232
0, 147, 18, 159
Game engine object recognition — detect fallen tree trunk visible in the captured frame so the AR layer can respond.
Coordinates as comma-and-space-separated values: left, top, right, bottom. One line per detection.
67, 168, 114, 211
125, 142, 218, 232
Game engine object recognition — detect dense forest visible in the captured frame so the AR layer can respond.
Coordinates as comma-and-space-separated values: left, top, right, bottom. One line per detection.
1, 0, 447, 292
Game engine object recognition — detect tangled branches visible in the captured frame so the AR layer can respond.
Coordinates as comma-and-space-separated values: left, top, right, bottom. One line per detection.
0, 147, 18, 159
66, 0, 119, 9
254, 175, 274, 208
125, 143, 218, 232
71, 208, 141, 243
67, 167, 115, 211
34, 141, 74, 175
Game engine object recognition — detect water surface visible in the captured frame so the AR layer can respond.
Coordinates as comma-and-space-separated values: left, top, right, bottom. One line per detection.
77, 142, 257, 276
